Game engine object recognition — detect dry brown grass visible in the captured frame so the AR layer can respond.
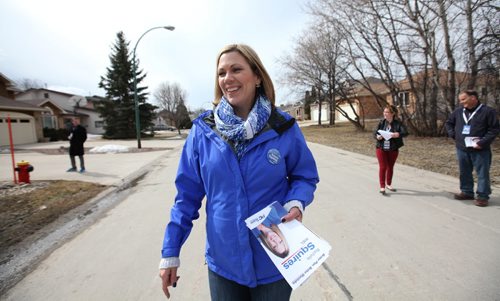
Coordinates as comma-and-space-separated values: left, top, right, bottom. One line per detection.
300, 121, 500, 185
0, 180, 107, 256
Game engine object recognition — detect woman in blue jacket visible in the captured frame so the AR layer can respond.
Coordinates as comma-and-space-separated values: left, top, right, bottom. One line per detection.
159, 44, 319, 300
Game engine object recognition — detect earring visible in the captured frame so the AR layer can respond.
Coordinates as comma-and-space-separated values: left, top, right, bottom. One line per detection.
256, 83, 261, 88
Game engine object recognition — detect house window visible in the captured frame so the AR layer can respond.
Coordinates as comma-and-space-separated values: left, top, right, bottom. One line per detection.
41, 107, 56, 129
95, 121, 104, 128
42, 115, 56, 128
396, 92, 410, 107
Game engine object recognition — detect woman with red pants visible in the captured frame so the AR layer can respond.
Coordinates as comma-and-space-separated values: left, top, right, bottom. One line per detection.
374, 105, 408, 194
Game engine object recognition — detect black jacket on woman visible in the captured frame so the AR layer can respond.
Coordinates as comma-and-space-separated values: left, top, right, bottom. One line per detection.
373, 118, 408, 151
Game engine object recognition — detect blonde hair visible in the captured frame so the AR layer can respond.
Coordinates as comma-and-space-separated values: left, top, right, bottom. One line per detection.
213, 44, 275, 106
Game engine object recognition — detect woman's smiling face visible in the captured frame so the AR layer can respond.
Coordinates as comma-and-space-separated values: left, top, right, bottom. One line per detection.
217, 51, 260, 118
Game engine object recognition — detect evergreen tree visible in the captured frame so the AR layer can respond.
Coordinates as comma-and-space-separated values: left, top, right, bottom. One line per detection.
97, 31, 156, 139
175, 97, 192, 131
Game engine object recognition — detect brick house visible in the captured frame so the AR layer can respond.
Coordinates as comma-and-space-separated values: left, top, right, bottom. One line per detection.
310, 77, 389, 123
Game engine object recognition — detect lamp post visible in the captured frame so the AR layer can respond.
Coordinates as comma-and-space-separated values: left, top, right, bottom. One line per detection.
133, 25, 175, 149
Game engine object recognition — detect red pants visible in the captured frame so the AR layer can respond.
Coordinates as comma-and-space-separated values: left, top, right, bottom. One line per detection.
376, 148, 399, 188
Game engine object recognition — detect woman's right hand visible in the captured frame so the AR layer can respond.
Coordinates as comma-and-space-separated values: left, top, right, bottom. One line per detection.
160, 267, 180, 299
281, 206, 303, 223
376, 134, 383, 140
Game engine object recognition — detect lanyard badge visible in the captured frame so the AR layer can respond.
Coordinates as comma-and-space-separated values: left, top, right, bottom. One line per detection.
383, 140, 390, 150
462, 125, 471, 135
462, 104, 483, 133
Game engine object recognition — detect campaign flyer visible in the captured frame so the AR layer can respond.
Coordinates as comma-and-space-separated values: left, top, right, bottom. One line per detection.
245, 201, 332, 290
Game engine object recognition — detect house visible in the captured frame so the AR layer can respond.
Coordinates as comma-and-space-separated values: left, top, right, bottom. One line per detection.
310, 77, 388, 123
16, 88, 105, 135
0, 73, 49, 146
309, 70, 498, 125
279, 102, 304, 121
396, 69, 499, 116
79, 96, 106, 134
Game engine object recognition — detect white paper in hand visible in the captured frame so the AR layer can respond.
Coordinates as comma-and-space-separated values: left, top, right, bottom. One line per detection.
246, 202, 331, 290
465, 137, 480, 148
377, 130, 392, 140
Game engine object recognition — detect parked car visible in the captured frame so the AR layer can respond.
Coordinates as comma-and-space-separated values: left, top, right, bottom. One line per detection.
152, 124, 176, 131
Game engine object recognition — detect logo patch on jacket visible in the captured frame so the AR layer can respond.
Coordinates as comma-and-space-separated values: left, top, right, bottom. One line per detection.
267, 148, 281, 165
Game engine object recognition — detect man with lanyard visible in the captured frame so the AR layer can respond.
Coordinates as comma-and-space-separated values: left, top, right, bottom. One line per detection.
445, 90, 499, 207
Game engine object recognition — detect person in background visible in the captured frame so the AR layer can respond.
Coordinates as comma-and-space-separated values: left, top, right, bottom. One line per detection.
159, 44, 319, 300
66, 118, 87, 173
374, 105, 408, 194
445, 90, 499, 207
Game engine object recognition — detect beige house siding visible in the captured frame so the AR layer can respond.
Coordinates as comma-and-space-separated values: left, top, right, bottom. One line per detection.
16, 89, 105, 135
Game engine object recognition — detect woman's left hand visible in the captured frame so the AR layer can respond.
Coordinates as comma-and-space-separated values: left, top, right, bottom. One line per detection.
281, 207, 303, 223
391, 132, 400, 138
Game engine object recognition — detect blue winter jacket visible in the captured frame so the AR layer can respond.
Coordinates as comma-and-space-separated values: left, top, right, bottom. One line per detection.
161, 108, 319, 287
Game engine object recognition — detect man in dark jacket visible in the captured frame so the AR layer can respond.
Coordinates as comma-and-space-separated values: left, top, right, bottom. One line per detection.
445, 90, 499, 207
67, 118, 87, 173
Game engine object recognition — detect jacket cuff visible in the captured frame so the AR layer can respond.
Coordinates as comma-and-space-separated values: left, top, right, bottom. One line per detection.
284, 200, 304, 213
159, 257, 180, 269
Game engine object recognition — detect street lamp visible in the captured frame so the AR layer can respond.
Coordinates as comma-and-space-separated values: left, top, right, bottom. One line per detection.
133, 25, 175, 149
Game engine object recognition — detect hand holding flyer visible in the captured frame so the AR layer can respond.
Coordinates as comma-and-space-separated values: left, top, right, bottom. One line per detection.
464, 136, 480, 148
245, 202, 332, 290
377, 130, 392, 140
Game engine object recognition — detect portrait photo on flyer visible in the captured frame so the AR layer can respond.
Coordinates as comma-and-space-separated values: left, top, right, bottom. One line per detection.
245, 201, 332, 290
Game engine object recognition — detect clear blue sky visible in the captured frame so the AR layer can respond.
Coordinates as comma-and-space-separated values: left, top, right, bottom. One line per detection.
0, 0, 312, 110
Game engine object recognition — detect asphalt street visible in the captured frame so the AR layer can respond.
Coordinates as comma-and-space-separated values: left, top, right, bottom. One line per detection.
1, 135, 499, 300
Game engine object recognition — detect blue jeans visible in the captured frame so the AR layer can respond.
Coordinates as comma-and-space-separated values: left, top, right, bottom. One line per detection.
456, 148, 492, 200
208, 269, 292, 301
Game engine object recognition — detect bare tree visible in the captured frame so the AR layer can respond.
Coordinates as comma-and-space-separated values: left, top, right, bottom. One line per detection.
154, 81, 187, 126
278, 27, 325, 125
278, 23, 363, 128
292, 0, 497, 136
16, 78, 45, 91
306, 0, 473, 136
460, 0, 499, 89
153, 81, 192, 134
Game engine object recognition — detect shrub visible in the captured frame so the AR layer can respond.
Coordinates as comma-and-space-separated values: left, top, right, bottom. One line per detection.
43, 127, 70, 141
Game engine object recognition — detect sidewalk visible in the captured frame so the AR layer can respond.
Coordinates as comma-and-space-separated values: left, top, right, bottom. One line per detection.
0, 133, 186, 186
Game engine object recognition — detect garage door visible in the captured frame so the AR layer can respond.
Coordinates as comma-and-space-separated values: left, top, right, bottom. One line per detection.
312, 108, 328, 122
337, 103, 359, 122
0, 112, 37, 146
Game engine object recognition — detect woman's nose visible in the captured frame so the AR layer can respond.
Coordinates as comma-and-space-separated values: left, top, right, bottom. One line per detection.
223, 72, 234, 83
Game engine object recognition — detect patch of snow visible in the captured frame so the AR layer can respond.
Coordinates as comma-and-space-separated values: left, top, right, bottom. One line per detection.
87, 134, 102, 140
89, 145, 130, 154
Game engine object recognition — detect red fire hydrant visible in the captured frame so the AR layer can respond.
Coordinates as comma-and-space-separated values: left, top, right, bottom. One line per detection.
15, 160, 34, 184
